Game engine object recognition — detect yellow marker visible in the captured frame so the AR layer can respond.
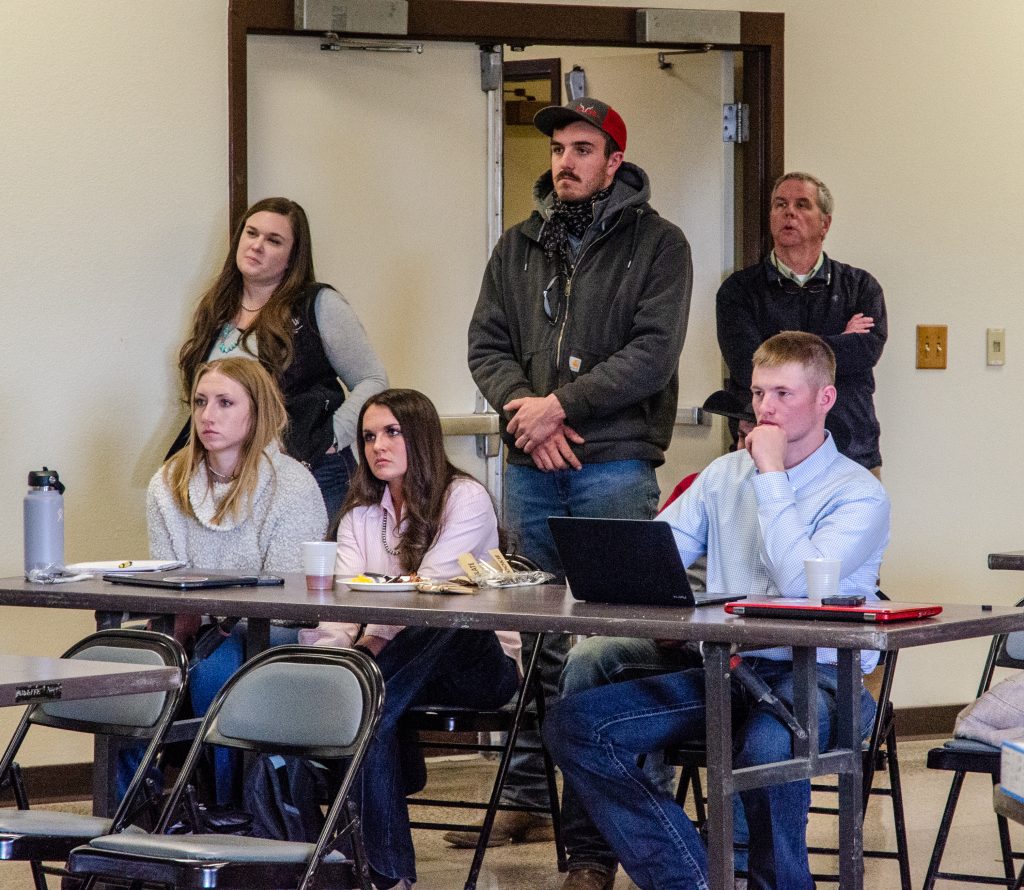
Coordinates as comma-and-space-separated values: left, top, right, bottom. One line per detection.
117, 561, 133, 569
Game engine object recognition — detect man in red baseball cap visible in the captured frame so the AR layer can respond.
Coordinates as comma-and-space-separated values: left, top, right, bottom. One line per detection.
465, 97, 693, 890
534, 97, 628, 153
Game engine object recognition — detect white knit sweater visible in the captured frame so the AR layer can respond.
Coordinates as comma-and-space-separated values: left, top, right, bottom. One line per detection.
147, 444, 327, 572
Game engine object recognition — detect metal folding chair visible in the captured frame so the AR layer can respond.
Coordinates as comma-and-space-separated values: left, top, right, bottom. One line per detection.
401, 554, 565, 890
923, 599, 1024, 890
403, 631, 565, 890
0, 628, 187, 890
66, 644, 384, 890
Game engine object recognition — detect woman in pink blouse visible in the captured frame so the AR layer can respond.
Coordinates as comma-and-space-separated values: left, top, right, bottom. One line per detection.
299, 388, 520, 890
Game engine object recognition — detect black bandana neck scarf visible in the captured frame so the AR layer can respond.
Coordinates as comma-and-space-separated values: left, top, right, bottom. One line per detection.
541, 183, 615, 267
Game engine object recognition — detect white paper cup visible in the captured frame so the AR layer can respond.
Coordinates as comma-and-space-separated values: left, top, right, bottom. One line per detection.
804, 558, 841, 599
302, 541, 337, 591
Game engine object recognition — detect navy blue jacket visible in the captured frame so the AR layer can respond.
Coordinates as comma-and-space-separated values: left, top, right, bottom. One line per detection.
716, 254, 887, 469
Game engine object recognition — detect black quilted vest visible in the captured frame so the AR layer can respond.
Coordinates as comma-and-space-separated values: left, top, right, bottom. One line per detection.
166, 283, 344, 468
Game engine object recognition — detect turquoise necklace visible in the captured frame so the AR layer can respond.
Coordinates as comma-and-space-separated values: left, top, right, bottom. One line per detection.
216, 323, 242, 354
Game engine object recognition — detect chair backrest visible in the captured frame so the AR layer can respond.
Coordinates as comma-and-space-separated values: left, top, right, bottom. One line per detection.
155, 644, 384, 842
31, 631, 185, 734
994, 631, 1024, 670
210, 657, 371, 753
977, 597, 1024, 694
0, 629, 187, 833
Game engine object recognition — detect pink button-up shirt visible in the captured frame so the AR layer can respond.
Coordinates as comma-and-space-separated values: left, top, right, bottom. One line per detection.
298, 477, 521, 668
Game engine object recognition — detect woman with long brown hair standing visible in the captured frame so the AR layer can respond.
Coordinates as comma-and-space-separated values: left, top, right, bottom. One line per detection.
173, 197, 387, 520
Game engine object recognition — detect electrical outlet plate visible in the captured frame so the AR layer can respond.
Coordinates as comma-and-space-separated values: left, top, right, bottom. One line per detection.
988, 328, 1006, 366
916, 325, 947, 369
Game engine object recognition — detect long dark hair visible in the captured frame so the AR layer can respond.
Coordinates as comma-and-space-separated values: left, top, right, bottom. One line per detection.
340, 389, 497, 573
178, 197, 316, 400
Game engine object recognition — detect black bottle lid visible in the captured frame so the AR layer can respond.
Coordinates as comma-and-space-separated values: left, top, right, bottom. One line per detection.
27, 467, 64, 492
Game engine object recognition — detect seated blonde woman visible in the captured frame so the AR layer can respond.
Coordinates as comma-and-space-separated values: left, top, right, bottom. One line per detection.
148, 356, 326, 801
299, 388, 520, 890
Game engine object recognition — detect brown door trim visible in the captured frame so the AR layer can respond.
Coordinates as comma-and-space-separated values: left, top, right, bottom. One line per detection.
227, 0, 783, 263
504, 58, 562, 104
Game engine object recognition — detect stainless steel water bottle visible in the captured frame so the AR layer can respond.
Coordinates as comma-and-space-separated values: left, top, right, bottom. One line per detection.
24, 467, 65, 579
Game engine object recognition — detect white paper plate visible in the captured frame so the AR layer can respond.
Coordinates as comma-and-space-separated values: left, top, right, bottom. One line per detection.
343, 579, 426, 592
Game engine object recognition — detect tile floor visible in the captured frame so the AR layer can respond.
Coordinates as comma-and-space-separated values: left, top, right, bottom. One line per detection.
3, 738, 1023, 889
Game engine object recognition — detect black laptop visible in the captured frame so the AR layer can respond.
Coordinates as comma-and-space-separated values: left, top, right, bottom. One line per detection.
103, 572, 281, 591
548, 517, 742, 607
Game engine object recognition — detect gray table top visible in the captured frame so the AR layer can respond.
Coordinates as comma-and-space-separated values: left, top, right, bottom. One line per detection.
0, 653, 181, 707
0, 574, 1020, 651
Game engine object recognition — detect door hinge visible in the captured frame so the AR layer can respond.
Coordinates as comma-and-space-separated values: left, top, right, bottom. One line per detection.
480, 45, 502, 92
722, 103, 749, 143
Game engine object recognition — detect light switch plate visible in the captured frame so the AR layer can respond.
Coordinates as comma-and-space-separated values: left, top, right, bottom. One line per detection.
916, 325, 947, 369
988, 328, 1006, 366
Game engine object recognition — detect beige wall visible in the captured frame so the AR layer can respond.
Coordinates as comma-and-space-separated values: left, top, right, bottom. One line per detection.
4, 0, 1024, 764
1, 1, 228, 763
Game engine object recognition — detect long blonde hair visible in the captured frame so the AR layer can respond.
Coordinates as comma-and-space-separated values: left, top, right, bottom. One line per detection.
163, 357, 288, 525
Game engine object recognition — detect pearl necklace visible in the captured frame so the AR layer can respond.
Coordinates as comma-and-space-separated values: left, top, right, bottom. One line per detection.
381, 512, 401, 556
240, 301, 266, 312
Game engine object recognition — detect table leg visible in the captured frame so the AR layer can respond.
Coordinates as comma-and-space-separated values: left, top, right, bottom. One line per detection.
93, 612, 124, 815
246, 617, 271, 661
791, 646, 818, 759
836, 648, 864, 890
703, 641, 735, 890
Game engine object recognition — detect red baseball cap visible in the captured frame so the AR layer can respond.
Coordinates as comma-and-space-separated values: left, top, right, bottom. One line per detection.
534, 98, 627, 153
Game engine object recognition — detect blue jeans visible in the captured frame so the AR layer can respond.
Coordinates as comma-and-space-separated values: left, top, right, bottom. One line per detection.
544, 658, 876, 890
312, 446, 357, 526
358, 626, 518, 889
559, 637, 700, 873
499, 461, 659, 812
558, 638, 751, 875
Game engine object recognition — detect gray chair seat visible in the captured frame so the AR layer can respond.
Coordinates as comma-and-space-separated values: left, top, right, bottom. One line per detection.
68, 645, 385, 890
88, 831, 350, 864
0, 809, 112, 839
943, 738, 1001, 754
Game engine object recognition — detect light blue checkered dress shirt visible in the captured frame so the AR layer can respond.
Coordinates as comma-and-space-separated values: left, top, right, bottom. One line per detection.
659, 432, 890, 671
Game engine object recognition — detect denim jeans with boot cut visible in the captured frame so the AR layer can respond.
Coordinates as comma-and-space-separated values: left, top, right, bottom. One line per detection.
545, 658, 875, 890
358, 626, 518, 889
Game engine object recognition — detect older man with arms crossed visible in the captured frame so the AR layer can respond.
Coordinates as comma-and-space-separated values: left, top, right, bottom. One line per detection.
717, 172, 887, 474
544, 332, 890, 890
460, 98, 691, 864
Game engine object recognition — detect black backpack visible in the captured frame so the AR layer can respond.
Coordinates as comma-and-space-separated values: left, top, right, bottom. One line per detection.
242, 754, 330, 842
